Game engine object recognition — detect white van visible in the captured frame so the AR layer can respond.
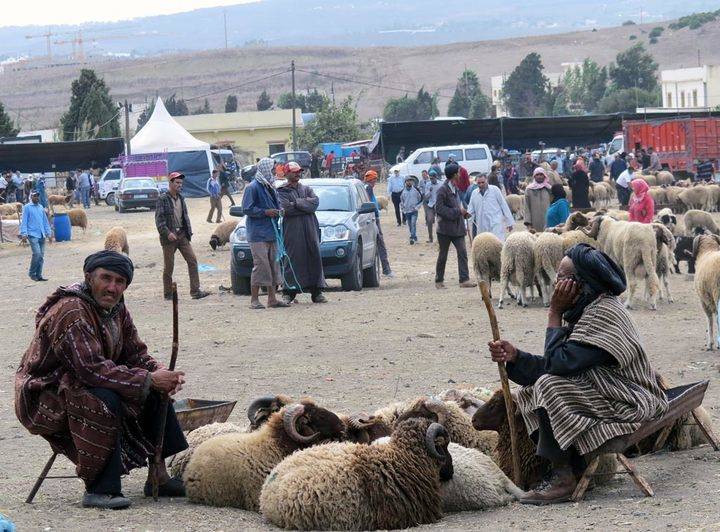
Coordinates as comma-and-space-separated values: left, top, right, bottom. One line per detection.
390, 144, 492, 179
98, 167, 124, 205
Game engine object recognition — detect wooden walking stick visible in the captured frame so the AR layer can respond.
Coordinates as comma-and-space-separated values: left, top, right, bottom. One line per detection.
151, 282, 179, 501
478, 280, 522, 486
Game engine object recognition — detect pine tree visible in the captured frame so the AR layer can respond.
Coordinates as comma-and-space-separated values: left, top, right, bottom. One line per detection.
383, 87, 438, 121
502, 53, 550, 117
256, 90, 273, 111
277, 92, 307, 111
191, 98, 212, 115
468, 91, 491, 119
135, 100, 156, 133
304, 89, 329, 112
225, 94, 238, 113
164, 94, 189, 116
448, 69, 481, 117
0, 101, 18, 137
60, 69, 120, 140
562, 59, 608, 113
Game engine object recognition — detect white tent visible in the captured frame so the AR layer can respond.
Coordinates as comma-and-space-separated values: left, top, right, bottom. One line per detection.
130, 98, 210, 154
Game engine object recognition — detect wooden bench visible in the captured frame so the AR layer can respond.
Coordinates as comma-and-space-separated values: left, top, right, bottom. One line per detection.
572, 380, 720, 501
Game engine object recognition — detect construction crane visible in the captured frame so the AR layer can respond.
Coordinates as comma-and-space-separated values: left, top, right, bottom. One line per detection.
25, 27, 78, 59
53, 27, 139, 62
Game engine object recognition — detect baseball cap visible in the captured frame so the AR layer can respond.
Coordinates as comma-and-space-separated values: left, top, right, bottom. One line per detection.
168, 171, 185, 181
284, 161, 302, 174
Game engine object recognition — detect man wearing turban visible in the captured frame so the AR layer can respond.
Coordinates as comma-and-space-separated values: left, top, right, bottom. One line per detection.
15, 251, 188, 510
484, 244, 668, 504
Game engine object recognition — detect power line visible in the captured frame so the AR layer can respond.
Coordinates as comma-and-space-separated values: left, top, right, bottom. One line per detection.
182, 69, 291, 101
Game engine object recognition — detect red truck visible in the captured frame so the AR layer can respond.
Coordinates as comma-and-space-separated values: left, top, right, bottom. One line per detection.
621, 117, 720, 176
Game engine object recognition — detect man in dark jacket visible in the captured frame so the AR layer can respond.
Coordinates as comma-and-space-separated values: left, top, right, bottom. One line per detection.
155, 172, 210, 300
588, 153, 605, 183
434, 163, 476, 289
609, 153, 627, 182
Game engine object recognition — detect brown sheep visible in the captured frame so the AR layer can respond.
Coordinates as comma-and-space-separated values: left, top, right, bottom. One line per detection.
0, 204, 18, 216
375, 195, 389, 211
209, 220, 239, 250
104, 226, 129, 255
67, 208, 88, 232
48, 194, 72, 207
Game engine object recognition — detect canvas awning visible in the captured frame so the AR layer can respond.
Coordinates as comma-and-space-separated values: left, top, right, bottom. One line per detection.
0, 138, 125, 173
131, 98, 210, 154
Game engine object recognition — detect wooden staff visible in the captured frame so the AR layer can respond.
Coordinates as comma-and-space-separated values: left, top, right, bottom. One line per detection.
151, 282, 179, 501
478, 280, 522, 486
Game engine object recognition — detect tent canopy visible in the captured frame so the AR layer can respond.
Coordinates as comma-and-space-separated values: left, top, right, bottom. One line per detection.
131, 98, 210, 154
0, 138, 124, 173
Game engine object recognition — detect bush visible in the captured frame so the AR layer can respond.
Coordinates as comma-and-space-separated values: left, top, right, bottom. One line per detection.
629, 35, 637, 40
669, 11, 718, 30
649, 37, 658, 45
622, 20, 636, 26
649, 27, 664, 38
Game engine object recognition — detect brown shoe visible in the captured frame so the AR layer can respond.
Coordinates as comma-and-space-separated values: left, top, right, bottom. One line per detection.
459, 280, 477, 288
435, 282, 446, 289
520, 467, 577, 505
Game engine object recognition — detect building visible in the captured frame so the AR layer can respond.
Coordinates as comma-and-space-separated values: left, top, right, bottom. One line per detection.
660, 65, 720, 110
174, 109, 303, 160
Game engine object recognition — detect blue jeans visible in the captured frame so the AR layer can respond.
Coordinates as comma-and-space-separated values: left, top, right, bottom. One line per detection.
80, 187, 91, 208
28, 236, 45, 280
405, 211, 418, 241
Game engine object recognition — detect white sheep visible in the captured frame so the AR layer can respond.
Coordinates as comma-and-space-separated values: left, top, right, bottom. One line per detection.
533, 232, 564, 307
606, 209, 629, 221
590, 182, 610, 209
692, 234, 720, 350
652, 223, 675, 303
656, 170, 674, 186
655, 207, 679, 236
679, 186, 709, 211
209, 220, 239, 250
505, 194, 524, 220
259, 418, 453, 530
648, 187, 667, 206
683, 209, 720, 236
706, 184, 720, 212
498, 231, 536, 308
471, 232, 503, 297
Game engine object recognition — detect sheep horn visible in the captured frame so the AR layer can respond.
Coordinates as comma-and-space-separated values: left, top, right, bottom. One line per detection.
247, 395, 282, 429
691, 235, 701, 261
423, 397, 448, 425
348, 413, 377, 430
425, 422, 449, 460
283, 404, 319, 443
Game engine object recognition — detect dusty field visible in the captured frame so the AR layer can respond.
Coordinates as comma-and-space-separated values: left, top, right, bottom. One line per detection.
1, 188, 720, 531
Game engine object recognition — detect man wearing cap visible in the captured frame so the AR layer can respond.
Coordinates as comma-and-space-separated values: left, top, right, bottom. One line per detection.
206, 169, 222, 223
155, 172, 210, 300
277, 161, 327, 303
19, 189, 52, 281
15, 251, 189, 510
423, 169, 442, 243
364, 170, 393, 277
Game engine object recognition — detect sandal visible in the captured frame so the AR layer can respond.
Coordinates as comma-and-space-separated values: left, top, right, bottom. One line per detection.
268, 301, 291, 308
249, 301, 266, 310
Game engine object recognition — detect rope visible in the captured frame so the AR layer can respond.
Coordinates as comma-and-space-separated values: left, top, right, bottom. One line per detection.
272, 215, 304, 294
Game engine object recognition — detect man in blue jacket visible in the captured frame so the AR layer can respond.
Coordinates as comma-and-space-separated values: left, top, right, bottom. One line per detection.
241, 157, 290, 309
19, 190, 52, 281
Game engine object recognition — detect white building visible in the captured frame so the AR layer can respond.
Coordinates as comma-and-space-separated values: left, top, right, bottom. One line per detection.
660, 65, 720, 109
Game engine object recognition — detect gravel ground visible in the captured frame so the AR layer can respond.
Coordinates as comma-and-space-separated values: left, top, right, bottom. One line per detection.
1, 189, 720, 531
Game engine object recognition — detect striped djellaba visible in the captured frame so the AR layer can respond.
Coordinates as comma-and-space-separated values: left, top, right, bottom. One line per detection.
514, 294, 669, 455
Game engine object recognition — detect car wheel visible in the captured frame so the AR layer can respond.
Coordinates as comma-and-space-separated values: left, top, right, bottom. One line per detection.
362, 246, 381, 288
105, 192, 115, 206
340, 249, 363, 291
231, 267, 251, 295
114, 203, 119, 212
117, 204, 125, 213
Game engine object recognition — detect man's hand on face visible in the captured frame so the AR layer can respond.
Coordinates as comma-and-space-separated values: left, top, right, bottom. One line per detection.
151, 369, 185, 395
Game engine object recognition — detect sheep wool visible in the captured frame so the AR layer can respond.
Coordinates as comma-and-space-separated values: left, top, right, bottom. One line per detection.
67, 208, 88, 232
684, 209, 720, 236
209, 220, 239, 250
104, 226, 129, 255
692, 234, 720, 349
498, 231, 537, 308
504, 194, 524, 220
375, 195, 389, 211
471, 232, 503, 295
533, 232, 564, 306
679, 186, 709, 211
656, 170, 674, 186
169, 421, 245, 479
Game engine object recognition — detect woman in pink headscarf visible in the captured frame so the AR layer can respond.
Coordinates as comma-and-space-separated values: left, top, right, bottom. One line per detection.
569, 157, 591, 209
628, 179, 654, 223
524, 167, 552, 232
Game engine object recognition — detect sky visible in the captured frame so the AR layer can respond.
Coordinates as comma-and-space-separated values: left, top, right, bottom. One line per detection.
1, 0, 259, 27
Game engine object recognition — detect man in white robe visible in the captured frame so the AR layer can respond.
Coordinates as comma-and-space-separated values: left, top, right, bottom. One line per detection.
467, 174, 515, 241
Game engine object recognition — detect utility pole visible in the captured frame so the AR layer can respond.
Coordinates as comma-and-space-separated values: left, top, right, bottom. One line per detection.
331, 82, 335, 105
291, 60, 297, 151
124, 100, 131, 155
223, 10, 228, 49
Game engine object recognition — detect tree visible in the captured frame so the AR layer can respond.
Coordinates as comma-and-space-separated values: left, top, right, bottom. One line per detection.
0, 101, 19, 137
191, 98, 212, 115
256, 90, 273, 111
597, 88, 660, 113
164, 94, 189, 116
383, 87, 438, 121
277, 92, 307, 111
448, 69, 481, 117
135, 99, 155, 133
609, 43, 658, 92
296, 96, 361, 151
468, 91, 491, 119
545, 86, 572, 116
562, 58, 608, 113
304, 89, 329, 113
225, 94, 238, 113
60, 69, 120, 141
502, 53, 550, 117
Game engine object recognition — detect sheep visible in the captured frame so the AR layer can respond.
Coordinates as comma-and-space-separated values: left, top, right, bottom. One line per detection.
0, 203, 18, 216
533, 232, 564, 307
606, 209, 629, 221
184, 400, 345, 509
584, 215, 660, 310
209, 220, 238, 250
656, 170, 674, 186
652, 223, 675, 303
679, 186, 709, 211
169, 394, 291, 479
590, 182, 610, 209
692, 233, 720, 350
664, 186, 685, 212
1, 212, 19, 220
471, 232, 503, 296
546, 211, 590, 235
638, 173, 658, 187
636, 407, 715, 454
438, 386, 493, 418
472, 389, 617, 491
498, 231, 536, 308
104, 226, 129, 255
375, 195, 389, 211
655, 207, 678, 235
47, 193, 71, 207
259, 418, 453, 530
563, 185, 573, 204
705, 184, 720, 212
683, 209, 720, 236
505, 194, 524, 220
67, 208, 88, 232
648, 187, 667, 206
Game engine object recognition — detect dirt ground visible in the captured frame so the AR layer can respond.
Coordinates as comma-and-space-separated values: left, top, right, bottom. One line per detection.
2, 187, 720, 531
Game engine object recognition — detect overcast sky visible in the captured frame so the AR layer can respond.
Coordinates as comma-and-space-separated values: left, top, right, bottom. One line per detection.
2, 0, 258, 27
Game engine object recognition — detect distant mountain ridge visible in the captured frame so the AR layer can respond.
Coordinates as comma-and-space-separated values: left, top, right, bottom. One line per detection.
2, 0, 720, 58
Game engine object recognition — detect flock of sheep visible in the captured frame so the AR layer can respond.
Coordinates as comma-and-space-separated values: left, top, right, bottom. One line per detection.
161, 386, 710, 530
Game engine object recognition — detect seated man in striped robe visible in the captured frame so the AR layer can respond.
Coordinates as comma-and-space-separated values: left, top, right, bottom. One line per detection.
15, 251, 188, 510
488, 244, 668, 504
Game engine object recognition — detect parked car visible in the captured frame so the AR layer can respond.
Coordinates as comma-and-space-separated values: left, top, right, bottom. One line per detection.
114, 177, 160, 212
98, 167, 124, 205
272, 151, 312, 169
389, 144, 492, 180
229, 178, 380, 295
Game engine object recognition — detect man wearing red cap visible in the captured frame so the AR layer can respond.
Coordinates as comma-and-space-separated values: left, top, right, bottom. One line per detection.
364, 170, 393, 277
155, 172, 210, 300
277, 162, 327, 303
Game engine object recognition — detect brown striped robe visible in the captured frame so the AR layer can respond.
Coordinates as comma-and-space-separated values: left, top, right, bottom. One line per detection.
514, 295, 668, 455
15, 283, 160, 484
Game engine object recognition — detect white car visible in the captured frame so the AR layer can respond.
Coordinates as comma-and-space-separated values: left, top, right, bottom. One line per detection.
98, 167, 124, 205
531, 148, 566, 163
390, 143, 492, 179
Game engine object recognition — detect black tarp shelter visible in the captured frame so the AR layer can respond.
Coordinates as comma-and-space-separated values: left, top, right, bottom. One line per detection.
0, 138, 125, 173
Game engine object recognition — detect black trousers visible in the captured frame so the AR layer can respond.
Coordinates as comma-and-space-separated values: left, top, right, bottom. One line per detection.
435, 233, 469, 283
616, 185, 630, 206
535, 408, 584, 474
87, 388, 187, 495
391, 192, 403, 225
283, 286, 322, 298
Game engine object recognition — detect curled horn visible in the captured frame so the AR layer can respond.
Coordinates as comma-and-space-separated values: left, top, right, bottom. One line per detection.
348, 413, 377, 430
423, 397, 448, 425
247, 395, 281, 428
425, 422, 449, 460
283, 404, 319, 443
691, 235, 702, 261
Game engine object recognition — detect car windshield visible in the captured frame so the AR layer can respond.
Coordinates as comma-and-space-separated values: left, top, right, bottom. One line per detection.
123, 179, 155, 189
314, 186, 351, 211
